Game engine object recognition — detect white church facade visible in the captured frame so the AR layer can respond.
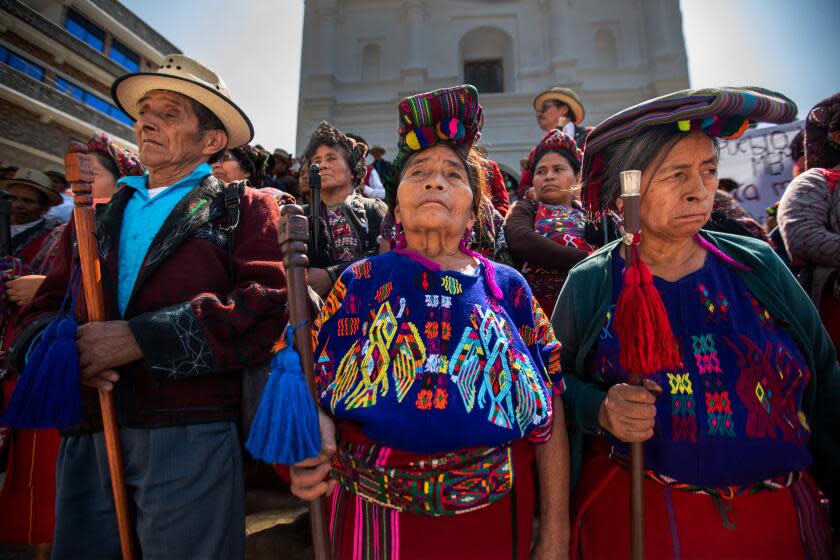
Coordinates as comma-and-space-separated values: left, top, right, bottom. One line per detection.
296, 0, 690, 178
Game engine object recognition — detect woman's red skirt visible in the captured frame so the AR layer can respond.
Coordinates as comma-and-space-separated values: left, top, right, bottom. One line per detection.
570, 448, 831, 560
326, 437, 536, 560
0, 378, 60, 544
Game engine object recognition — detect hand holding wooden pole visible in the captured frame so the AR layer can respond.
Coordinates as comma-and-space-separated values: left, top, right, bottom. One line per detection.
65, 144, 135, 560
620, 170, 645, 560
277, 204, 330, 560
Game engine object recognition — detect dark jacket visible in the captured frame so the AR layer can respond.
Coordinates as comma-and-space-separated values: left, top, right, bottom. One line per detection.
304, 193, 387, 282
13, 175, 288, 431
552, 230, 840, 529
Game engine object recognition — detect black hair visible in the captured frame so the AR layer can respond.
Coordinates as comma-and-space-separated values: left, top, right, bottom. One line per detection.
533, 148, 581, 175
390, 143, 489, 227
188, 98, 226, 162
92, 152, 119, 182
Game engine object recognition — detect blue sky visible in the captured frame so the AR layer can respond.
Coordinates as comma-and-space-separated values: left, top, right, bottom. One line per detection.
123, 0, 839, 152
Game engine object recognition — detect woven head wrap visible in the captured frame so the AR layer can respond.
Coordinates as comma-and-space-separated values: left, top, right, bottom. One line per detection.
804, 92, 840, 170
304, 122, 368, 188
525, 129, 582, 176
576, 86, 797, 379
229, 145, 271, 185
385, 84, 483, 207
85, 131, 145, 178
580, 86, 798, 218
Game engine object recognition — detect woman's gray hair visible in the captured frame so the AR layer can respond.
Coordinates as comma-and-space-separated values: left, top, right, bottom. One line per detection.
595, 125, 719, 212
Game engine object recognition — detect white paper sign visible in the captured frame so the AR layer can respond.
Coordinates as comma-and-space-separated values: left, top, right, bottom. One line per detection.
717, 120, 804, 222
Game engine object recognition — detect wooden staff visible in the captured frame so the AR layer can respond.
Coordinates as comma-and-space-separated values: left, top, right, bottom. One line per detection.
620, 170, 645, 560
277, 204, 330, 560
0, 190, 11, 257
65, 145, 135, 560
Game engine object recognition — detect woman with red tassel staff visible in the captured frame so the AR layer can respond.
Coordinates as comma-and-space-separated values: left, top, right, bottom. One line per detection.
555, 86, 840, 560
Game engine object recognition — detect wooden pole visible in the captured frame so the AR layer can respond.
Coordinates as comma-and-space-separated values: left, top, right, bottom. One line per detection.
277, 204, 330, 560
64, 145, 135, 560
620, 170, 645, 560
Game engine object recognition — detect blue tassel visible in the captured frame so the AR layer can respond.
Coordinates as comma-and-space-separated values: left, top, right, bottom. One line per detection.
1, 317, 82, 429
245, 323, 321, 465
1, 267, 83, 429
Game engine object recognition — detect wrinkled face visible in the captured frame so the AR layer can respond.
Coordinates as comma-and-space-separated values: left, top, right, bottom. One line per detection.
212, 152, 249, 183
90, 156, 118, 200
7, 184, 49, 224
532, 151, 577, 206
134, 90, 219, 171
536, 101, 569, 132
394, 144, 474, 238
637, 131, 718, 242
310, 145, 353, 192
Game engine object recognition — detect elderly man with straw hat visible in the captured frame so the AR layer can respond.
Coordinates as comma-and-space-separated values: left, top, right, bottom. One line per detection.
13, 55, 288, 558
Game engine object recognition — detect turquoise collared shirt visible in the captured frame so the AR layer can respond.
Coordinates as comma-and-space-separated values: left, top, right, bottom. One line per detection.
115, 163, 211, 317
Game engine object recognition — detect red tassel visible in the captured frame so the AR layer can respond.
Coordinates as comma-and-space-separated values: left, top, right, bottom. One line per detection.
614, 253, 681, 378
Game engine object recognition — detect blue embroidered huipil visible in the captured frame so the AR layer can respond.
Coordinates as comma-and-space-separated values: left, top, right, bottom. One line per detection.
595, 251, 812, 488
115, 163, 211, 316
313, 250, 564, 455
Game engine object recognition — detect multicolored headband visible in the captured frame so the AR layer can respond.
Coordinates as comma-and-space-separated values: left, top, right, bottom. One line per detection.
525, 129, 582, 175
386, 85, 484, 207
86, 131, 145, 178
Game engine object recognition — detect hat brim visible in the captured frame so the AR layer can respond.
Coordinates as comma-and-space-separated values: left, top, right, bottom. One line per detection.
0, 179, 63, 206
533, 92, 585, 124
111, 73, 254, 149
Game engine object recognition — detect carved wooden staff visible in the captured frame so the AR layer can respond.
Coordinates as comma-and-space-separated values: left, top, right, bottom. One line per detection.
277, 204, 330, 560
65, 145, 135, 560
620, 170, 645, 560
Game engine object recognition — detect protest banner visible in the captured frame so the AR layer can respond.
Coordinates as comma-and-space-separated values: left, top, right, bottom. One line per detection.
717, 120, 804, 222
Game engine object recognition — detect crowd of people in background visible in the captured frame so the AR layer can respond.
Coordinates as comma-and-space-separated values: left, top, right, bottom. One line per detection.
0, 50, 837, 560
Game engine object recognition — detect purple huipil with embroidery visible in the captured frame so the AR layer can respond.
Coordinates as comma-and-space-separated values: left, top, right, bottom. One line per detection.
313, 250, 564, 455
596, 250, 812, 488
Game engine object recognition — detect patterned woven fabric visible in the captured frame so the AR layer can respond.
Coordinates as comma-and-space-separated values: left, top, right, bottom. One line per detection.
584, 86, 797, 155
85, 131, 145, 178
580, 86, 798, 215
596, 251, 813, 488
331, 440, 513, 516
524, 129, 582, 175
386, 85, 483, 202
313, 250, 563, 455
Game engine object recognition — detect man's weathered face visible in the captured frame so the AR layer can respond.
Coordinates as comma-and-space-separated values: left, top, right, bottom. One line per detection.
134, 89, 211, 171
7, 184, 49, 225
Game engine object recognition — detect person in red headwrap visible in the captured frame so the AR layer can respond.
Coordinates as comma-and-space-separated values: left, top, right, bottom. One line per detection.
512, 130, 592, 314
555, 87, 838, 560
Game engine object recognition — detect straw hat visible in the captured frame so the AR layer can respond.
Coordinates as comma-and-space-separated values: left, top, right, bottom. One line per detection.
533, 87, 585, 124
111, 54, 254, 149
0, 168, 62, 206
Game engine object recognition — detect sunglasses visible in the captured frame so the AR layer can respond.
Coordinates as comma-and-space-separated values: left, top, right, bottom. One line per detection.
537, 101, 562, 115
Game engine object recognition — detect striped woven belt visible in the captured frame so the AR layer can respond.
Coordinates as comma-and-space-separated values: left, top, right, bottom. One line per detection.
331, 440, 513, 516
